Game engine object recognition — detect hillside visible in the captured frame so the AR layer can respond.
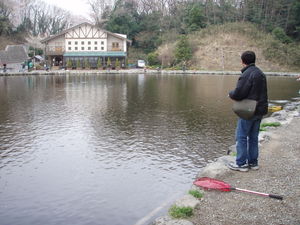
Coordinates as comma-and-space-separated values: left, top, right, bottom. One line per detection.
0, 36, 21, 50
157, 23, 300, 72
193, 32, 283, 72
1, 22, 299, 72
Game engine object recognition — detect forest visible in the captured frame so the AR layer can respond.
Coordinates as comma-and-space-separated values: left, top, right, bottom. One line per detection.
0, 0, 300, 68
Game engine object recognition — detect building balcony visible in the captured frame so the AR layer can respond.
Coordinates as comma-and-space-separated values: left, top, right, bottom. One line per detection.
109, 47, 122, 51
46, 46, 65, 55
107, 45, 123, 52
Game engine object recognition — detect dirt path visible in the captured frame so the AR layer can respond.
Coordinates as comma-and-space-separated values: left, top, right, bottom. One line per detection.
189, 117, 300, 225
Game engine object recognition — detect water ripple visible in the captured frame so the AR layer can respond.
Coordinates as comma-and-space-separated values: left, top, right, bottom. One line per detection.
0, 74, 298, 225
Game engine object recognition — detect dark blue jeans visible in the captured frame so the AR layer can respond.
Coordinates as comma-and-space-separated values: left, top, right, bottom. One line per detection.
235, 116, 262, 166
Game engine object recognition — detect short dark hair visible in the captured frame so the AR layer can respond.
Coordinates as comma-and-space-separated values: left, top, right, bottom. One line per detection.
241, 51, 256, 65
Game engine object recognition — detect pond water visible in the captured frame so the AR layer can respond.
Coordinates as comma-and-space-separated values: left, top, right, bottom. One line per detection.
0, 74, 299, 225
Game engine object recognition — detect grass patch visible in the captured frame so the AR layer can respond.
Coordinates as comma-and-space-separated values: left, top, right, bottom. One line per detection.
260, 127, 267, 132
188, 190, 203, 199
169, 205, 193, 219
260, 122, 281, 131
261, 122, 281, 128
231, 151, 237, 156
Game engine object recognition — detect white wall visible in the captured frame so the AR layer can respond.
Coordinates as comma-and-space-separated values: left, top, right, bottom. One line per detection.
107, 35, 124, 51
47, 36, 65, 49
65, 39, 107, 52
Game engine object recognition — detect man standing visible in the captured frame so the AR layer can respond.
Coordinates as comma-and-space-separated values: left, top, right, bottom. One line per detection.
228, 51, 268, 172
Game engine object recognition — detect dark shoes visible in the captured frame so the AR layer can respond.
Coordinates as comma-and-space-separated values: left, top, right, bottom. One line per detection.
227, 162, 259, 172
249, 163, 259, 170
227, 162, 249, 172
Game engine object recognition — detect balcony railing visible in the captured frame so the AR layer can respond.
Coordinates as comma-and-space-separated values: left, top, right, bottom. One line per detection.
45, 45, 125, 55
109, 47, 122, 51
46, 46, 65, 55
107, 45, 123, 52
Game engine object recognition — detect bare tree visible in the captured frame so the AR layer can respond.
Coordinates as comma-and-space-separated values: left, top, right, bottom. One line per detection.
87, 0, 115, 26
0, 0, 14, 35
16, 0, 71, 35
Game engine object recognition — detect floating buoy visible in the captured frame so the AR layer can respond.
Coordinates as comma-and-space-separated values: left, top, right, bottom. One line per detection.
268, 105, 282, 112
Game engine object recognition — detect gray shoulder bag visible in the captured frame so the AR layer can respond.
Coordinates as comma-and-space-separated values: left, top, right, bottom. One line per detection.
232, 99, 257, 120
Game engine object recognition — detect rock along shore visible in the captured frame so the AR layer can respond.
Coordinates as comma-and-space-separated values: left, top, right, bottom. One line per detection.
0, 69, 299, 77
152, 100, 300, 225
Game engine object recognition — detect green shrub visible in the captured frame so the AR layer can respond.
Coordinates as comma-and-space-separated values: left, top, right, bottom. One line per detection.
84, 59, 90, 69
35, 64, 42, 70
147, 52, 160, 66
97, 58, 102, 69
169, 205, 193, 219
115, 58, 120, 68
272, 27, 292, 44
67, 59, 72, 68
107, 57, 111, 67
175, 35, 192, 65
188, 190, 203, 199
77, 60, 81, 69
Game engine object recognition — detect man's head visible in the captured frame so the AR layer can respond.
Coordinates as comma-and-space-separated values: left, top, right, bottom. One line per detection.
241, 51, 256, 65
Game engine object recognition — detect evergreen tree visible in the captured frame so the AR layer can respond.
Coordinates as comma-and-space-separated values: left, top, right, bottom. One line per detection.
107, 57, 111, 67
175, 35, 192, 64
184, 3, 206, 32
0, 1, 12, 35
67, 59, 72, 68
115, 58, 120, 69
105, 0, 140, 39
272, 27, 292, 43
84, 58, 90, 69
147, 52, 160, 66
77, 60, 81, 69
97, 58, 102, 69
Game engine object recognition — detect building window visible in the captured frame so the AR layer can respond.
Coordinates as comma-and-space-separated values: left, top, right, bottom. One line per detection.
112, 42, 119, 48
75, 41, 78, 45
68, 41, 71, 45
81, 41, 84, 45
88, 47, 91, 50
94, 41, 97, 45
101, 41, 104, 45
88, 41, 91, 45
75, 47, 78, 50
94, 47, 98, 50
101, 47, 104, 50
81, 47, 84, 50
68, 47, 71, 50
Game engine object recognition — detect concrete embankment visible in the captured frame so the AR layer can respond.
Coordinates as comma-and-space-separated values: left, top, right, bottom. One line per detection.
0, 69, 299, 76
153, 100, 300, 225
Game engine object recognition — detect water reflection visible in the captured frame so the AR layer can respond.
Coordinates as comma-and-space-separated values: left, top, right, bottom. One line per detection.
0, 74, 299, 225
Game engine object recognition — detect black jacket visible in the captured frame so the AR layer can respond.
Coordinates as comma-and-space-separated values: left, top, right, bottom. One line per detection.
229, 64, 268, 116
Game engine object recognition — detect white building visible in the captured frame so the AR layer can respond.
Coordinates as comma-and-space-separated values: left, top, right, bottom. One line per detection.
41, 22, 131, 69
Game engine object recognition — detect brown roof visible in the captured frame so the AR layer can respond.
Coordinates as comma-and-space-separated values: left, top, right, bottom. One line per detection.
0, 45, 28, 64
41, 22, 132, 44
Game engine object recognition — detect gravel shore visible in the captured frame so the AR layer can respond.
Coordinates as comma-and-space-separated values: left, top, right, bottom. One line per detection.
189, 116, 300, 225
153, 101, 300, 225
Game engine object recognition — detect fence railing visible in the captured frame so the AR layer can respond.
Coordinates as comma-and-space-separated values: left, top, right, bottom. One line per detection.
45, 45, 125, 54
46, 46, 65, 55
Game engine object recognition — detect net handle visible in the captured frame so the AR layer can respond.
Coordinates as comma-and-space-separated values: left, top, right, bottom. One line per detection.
233, 188, 283, 200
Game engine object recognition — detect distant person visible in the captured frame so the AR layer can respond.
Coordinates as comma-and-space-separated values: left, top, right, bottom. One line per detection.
227, 51, 268, 172
3, 63, 7, 72
28, 61, 33, 72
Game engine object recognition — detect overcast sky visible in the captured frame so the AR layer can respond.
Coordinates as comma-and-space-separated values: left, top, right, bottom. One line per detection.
43, 0, 90, 18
